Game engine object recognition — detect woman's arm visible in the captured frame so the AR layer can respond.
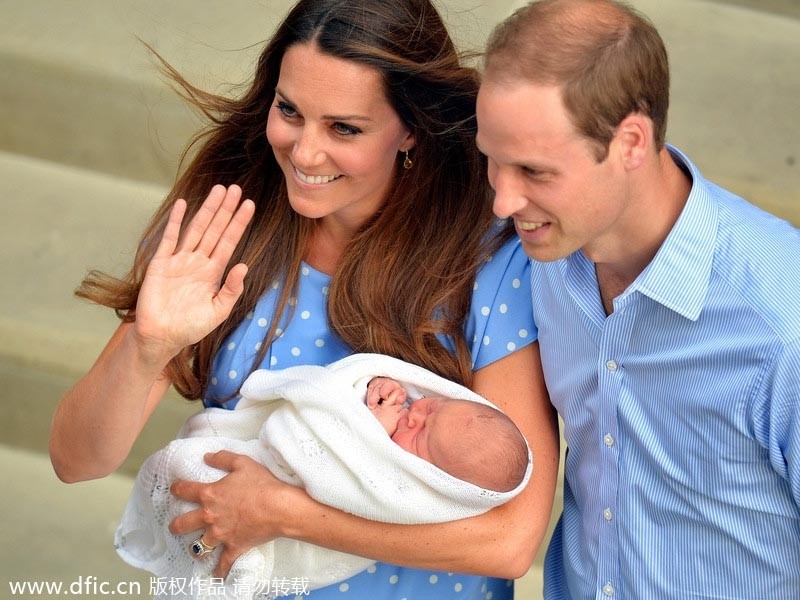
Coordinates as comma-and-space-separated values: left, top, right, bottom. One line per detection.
49, 185, 255, 482
49, 322, 174, 482
170, 342, 560, 579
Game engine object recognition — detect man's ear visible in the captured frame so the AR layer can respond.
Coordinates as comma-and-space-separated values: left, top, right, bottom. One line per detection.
614, 113, 650, 170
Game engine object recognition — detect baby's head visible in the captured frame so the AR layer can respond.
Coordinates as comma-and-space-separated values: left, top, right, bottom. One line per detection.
391, 397, 529, 492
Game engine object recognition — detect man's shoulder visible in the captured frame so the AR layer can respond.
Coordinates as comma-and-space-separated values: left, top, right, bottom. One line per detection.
703, 179, 800, 341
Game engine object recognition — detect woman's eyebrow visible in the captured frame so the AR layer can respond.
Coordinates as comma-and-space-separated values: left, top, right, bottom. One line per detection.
274, 87, 373, 123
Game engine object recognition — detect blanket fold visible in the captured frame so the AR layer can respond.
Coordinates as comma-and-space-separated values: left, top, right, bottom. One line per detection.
115, 353, 532, 599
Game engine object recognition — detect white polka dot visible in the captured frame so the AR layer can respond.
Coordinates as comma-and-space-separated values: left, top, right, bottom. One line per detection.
301, 310, 311, 320
270, 356, 278, 366
272, 280, 280, 289
366, 565, 377, 574
429, 575, 438, 584
481, 306, 490, 316
454, 583, 463, 592
255, 342, 262, 351
512, 278, 521, 288
486, 592, 494, 600
258, 318, 268, 327
288, 297, 297, 306
473, 282, 479, 291
315, 339, 325, 347
338, 583, 349, 592
211, 377, 218, 386
389, 575, 399, 585
276, 328, 284, 337
507, 342, 517, 351
291, 347, 301, 357
322, 286, 330, 295
481, 583, 487, 593
246, 311, 254, 320
228, 370, 237, 380
227, 342, 236, 351
518, 329, 529, 338
483, 336, 491, 346
499, 303, 508, 314
302, 266, 310, 276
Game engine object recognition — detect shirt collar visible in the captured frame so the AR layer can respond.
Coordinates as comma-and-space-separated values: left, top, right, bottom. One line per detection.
629, 146, 718, 321
564, 145, 718, 322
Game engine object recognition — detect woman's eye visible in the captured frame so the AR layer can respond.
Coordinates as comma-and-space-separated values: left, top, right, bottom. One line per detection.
276, 101, 297, 117
333, 122, 361, 136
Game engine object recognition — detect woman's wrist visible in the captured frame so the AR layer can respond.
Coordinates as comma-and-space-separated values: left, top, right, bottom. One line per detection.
267, 483, 318, 540
124, 324, 180, 376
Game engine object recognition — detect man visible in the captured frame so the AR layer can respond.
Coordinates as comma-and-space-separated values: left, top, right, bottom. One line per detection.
476, 0, 800, 597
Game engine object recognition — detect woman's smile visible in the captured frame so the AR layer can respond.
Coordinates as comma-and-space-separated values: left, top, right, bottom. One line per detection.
293, 166, 343, 186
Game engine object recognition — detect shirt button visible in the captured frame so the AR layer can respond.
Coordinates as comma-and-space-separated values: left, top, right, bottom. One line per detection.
604, 434, 615, 447
603, 582, 615, 597
605, 359, 618, 372
603, 508, 613, 521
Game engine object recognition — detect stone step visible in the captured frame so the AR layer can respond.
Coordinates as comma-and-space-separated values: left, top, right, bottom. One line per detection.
0, 0, 516, 186
0, 150, 165, 374
1, 1, 798, 215
0, 150, 198, 475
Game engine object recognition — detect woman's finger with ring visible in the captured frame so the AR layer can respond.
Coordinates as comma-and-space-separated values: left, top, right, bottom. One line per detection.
189, 534, 217, 559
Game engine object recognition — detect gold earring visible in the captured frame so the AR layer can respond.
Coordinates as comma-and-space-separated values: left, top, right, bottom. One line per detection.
403, 149, 413, 170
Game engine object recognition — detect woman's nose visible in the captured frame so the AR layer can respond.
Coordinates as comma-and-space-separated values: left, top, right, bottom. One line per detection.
292, 126, 326, 167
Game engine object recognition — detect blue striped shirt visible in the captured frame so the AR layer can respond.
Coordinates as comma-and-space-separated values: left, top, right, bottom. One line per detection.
537, 147, 800, 599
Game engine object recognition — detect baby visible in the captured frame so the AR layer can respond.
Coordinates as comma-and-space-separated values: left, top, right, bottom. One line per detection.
116, 355, 532, 598
367, 376, 529, 493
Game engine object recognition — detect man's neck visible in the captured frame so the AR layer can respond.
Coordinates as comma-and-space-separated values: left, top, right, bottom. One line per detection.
593, 147, 693, 315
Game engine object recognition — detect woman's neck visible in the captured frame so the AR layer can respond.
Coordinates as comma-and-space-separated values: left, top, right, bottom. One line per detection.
304, 220, 353, 275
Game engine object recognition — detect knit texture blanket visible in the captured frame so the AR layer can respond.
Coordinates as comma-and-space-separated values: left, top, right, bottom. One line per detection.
115, 353, 532, 599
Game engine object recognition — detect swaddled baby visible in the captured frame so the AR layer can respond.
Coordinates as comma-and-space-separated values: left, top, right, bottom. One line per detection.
115, 354, 532, 599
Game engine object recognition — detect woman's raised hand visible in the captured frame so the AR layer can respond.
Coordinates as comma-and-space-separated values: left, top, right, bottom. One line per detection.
133, 184, 255, 360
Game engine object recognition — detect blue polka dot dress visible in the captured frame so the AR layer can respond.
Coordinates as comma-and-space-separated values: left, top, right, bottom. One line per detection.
205, 233, 535, 599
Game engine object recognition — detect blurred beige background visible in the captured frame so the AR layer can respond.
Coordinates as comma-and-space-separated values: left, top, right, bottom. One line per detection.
1, 1, 798, 598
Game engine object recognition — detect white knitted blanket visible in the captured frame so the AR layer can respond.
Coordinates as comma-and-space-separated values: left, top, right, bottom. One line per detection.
115, 353, 531, 599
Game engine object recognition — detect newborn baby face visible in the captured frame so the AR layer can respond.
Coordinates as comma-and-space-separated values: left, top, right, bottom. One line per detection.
391, 397, 474, 466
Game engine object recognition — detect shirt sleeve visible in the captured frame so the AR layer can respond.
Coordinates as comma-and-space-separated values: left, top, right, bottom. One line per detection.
760, 338, 800, 507
465, 236, 536, 371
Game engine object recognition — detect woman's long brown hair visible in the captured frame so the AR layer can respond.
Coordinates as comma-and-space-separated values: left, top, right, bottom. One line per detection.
78, 0, 513, 400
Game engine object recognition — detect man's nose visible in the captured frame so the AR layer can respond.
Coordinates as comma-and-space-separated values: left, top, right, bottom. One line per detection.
492, 168, 527, 219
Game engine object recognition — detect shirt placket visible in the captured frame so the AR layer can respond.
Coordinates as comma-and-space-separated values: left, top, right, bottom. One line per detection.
594, 297, 635, 599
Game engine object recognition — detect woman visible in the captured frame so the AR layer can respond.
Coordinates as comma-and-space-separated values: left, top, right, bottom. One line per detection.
49, 0, 559, 598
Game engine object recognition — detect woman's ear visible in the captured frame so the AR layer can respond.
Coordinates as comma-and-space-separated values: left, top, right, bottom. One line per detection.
400, 130, 416, 152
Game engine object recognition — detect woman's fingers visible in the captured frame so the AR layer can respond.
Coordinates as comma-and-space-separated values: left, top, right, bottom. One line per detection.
169, 481, 207, 534
195, 185, 244, 257
214, 263, 249, 316
210, 198, 255, 265
153, 199, 187, 258
176, 184, 228, 253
